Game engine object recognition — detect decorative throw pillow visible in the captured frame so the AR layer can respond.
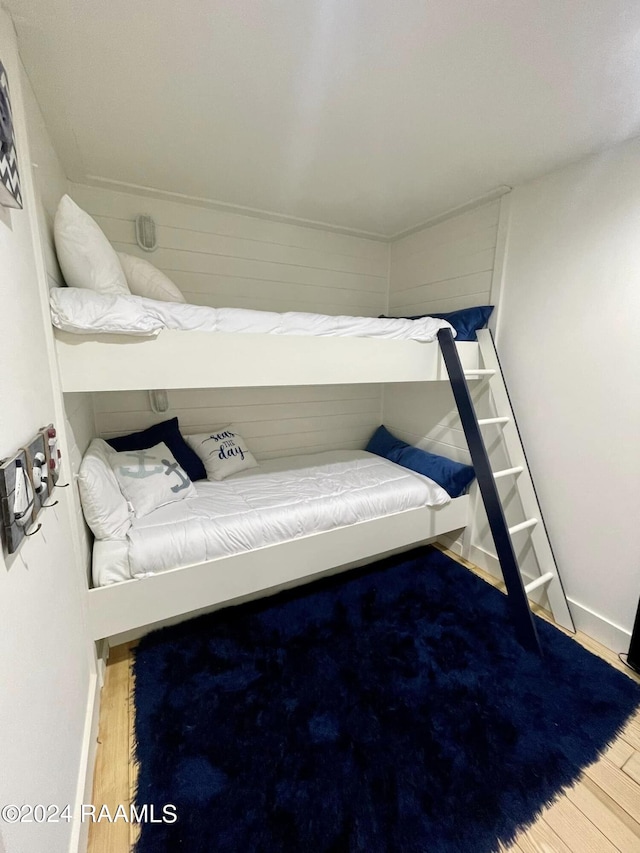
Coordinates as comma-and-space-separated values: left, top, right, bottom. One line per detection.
109, 442, 196, 518
78, 438, 131, 539
106, 417, 206, 482
117, 252, 186, 303
54, 194, 130, 296
185, 427, 259, 481
365, 425, 476, 498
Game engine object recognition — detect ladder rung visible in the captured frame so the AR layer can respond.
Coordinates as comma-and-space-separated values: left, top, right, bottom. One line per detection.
508, 518, 538, 535
463, 368, 496, 377
493, 466, 523, 480
524, 572, 554, 595
477, 416, 510, 426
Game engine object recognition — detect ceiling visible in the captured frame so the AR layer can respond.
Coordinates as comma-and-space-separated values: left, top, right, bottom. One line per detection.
8, 0, 640, 237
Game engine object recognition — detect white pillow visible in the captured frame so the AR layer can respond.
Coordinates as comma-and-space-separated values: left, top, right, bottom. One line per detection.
117, 252, 186, 303
109, 442, 197, 518
54, 195, 130, 296
78, 439, 131, 540
185, 427, 259, 481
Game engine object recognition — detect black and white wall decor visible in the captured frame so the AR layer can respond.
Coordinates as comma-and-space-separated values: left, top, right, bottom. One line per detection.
0, 59, 22, 209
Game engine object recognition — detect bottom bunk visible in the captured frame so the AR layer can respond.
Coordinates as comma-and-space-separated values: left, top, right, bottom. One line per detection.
85, 449, 470, 642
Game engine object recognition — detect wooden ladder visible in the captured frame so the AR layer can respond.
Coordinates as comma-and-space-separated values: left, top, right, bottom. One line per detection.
437, 327, 575, 656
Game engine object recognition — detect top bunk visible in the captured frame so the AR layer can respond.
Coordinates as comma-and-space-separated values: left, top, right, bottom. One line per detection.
53, 328, 480, 392
49, 286, 481, 392
48, 195, 485, 393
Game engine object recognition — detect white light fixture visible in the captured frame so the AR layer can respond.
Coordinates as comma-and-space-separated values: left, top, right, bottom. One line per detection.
135, 214, 157, 252
149, 389, 169, 414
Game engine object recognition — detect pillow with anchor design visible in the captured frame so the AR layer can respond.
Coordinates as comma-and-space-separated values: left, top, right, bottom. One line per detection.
185, 427, 259, 481
109, 442, 197, 518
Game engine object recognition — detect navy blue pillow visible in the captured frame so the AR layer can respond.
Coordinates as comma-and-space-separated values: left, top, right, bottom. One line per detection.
365, 425, 475, 498
380, 306, 494, 341
364, 424, 405, 458
106, 417, 206, 482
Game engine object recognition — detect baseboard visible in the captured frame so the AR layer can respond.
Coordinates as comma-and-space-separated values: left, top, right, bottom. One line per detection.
68, 671, 101, 853
442, 540, 632, 654
567, 600, 631, 655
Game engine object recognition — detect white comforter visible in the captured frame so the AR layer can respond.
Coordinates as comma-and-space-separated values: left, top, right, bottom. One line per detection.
50, 288, 454, 342
92, 450, 451, 586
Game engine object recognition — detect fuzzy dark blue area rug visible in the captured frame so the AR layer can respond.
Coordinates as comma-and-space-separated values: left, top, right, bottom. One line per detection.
133, 547, 639, 853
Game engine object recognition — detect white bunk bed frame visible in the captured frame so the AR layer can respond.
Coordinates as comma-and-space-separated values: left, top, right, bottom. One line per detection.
54, 330, 480, 391
54, 330, 479, 643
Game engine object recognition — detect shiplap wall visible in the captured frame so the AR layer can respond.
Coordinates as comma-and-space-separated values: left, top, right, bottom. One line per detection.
70, 183, 388, 453
70, 183, 389, 316
384, 200, 502, 460
94, 385, 382, 461
389, 201, 499, 316
383, 200, 512, 555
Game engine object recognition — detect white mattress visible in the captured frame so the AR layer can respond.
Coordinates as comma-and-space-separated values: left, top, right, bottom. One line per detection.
50, 288, 454, 343
92, 450, 451, 587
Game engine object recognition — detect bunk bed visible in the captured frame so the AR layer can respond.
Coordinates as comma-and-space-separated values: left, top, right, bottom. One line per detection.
48, 196, 548, 654
50, 291, 481, 645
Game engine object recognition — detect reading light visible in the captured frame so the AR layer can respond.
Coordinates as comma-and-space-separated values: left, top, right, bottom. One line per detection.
149, 390, 169, 414
136, 214, 157, 252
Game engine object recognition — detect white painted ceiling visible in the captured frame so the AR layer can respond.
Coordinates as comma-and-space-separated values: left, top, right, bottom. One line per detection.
9, 0, 640, 236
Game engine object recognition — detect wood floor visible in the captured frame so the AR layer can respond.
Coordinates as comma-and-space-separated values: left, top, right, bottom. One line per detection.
87, 546, 640, 853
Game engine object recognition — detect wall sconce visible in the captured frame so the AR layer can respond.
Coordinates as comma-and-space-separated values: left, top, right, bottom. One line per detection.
135, 214, 157, 251
149, 390, 169, 414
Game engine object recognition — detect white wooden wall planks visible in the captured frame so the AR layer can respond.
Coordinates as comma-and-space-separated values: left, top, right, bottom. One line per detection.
384, 200, 503, 465
69, 183, 389, 317
389, 201, 500, 316
95, 384, 382, 462
383, 199, 507, 556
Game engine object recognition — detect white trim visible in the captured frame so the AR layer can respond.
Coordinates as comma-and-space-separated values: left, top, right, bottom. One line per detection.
446, 540, 631, 654
568, 600, 632, 655
488, 191, 511, 339
71, 175, 513, 242
54, 331, 480, 393
88, 497, 469, 641
389, 186, 512, 241
67, 671, 101, 853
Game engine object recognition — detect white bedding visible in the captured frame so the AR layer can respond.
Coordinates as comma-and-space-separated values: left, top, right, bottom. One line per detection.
50, 287, 454, 342
92, 450, 451, 587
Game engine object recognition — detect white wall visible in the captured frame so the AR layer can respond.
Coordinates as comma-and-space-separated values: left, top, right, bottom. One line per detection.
70, 183, 389, 316
70, 183, 388, 454
495, 138, 640, 649
389, 200, 500, 316
21, 60, 96, 580
384, 200, 503, 523
93, 385, 382, 462
0, 12, 94, 852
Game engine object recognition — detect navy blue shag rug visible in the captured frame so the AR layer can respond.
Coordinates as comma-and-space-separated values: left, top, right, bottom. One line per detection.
133, 547, 639, 853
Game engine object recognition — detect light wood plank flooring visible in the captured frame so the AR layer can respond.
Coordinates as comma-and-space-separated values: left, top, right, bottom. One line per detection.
87, 546, 640, 852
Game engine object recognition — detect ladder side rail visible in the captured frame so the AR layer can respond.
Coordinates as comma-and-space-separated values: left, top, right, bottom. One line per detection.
475, 330, 575, 631
437, 329, 542, 656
